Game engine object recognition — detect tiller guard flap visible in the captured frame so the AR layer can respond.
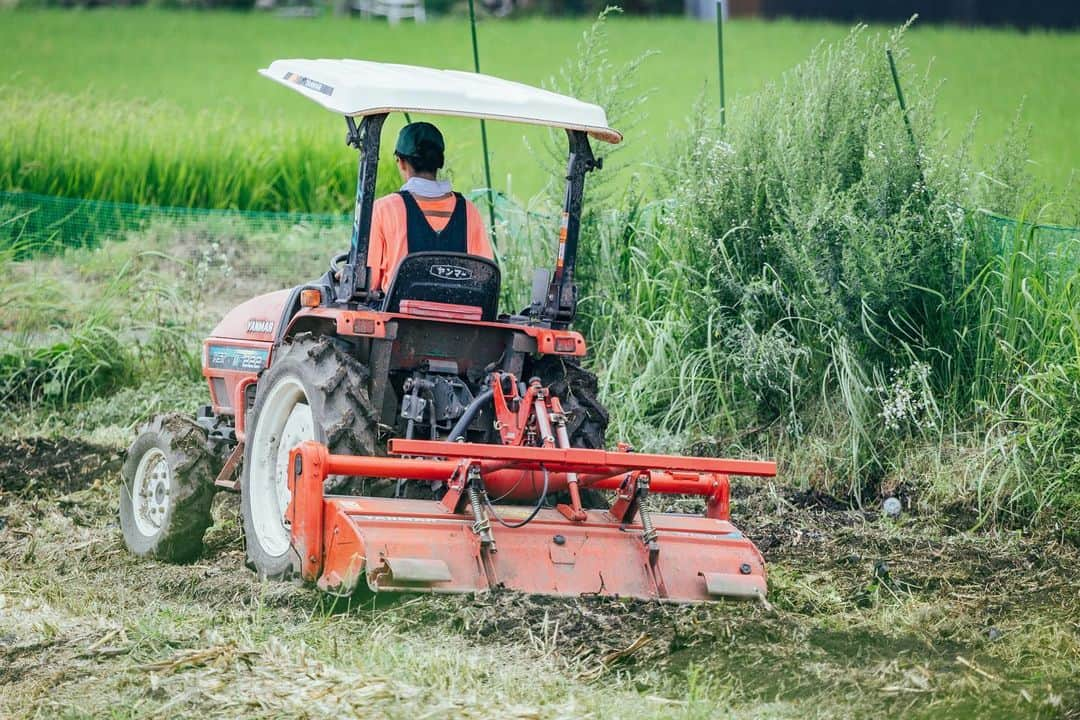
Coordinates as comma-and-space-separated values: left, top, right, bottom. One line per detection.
287, 439, 774, 604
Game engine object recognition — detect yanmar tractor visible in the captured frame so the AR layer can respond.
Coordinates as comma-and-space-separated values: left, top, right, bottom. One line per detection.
119, 59, 775, 602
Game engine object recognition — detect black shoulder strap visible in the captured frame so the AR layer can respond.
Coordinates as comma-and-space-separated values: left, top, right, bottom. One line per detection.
400, 191, 468, 254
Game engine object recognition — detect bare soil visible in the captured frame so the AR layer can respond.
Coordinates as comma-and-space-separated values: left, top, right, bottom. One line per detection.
0, 437, 121, 496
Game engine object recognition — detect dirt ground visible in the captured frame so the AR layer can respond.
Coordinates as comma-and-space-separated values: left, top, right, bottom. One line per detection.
0, 436, 1077, 719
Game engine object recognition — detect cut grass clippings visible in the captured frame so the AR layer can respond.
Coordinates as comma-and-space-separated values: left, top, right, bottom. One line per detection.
0, 435, 1075, 719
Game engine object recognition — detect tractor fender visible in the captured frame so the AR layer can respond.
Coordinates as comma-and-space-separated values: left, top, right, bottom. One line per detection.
203, 289, 294, 430
280, 309, 338, 344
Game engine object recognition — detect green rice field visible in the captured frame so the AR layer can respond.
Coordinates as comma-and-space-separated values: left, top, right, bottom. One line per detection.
1, 9, 1078, 209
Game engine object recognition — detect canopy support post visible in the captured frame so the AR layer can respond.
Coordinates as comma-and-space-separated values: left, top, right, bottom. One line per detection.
542, 130, 600, 328
340, 112, 387, 303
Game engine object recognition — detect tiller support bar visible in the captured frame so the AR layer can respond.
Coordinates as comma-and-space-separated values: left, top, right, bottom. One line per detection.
287, 437, 772, 603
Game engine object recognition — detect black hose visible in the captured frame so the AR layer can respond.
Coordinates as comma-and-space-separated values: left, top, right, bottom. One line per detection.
447, 387, 494, 442
447, 384, 548, 527
484, 466, 549, 529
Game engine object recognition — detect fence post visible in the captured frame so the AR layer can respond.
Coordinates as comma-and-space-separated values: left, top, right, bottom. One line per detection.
467, 0, 498, 244
717, 0, 726, 127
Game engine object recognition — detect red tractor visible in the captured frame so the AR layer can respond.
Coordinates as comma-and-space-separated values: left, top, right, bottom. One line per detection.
119, 59, 774, 602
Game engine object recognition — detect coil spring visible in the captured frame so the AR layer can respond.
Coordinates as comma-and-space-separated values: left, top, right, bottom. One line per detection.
467, 480, 493, 542
468, 484, 485, 524
640, 503, 658, 546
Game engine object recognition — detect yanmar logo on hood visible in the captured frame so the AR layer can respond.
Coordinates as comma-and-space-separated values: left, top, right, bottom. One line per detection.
247, 319, 275, 335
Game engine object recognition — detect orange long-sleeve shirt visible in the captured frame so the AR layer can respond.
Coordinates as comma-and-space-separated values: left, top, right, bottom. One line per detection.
367, 192, 493, 293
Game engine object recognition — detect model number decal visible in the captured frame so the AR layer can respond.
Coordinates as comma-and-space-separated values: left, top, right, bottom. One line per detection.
430, 265, 474, 281
207, 345, 269, 372
283, 72, 334, 96
247, 319, 275, 334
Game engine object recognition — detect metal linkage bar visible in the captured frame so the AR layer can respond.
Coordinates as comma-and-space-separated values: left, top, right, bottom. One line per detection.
292, 438, 741, 522
387, 438, 777, 478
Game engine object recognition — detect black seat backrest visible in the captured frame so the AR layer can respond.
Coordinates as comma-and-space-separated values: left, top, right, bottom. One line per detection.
382, 252, 501, 321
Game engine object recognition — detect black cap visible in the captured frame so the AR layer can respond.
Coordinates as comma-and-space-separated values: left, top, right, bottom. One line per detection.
395, 121, 444, 157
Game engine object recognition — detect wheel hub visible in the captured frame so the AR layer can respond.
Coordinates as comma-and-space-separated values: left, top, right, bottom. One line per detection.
133, 447, 170, 537
249, 377, 314, 558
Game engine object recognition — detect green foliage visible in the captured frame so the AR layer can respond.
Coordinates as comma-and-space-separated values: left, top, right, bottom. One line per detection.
529, 6, 655, 209
0, 91, 400, 214
0, 329, 135, 406
949, 219, 1080, 522
570, 24, 1079, 524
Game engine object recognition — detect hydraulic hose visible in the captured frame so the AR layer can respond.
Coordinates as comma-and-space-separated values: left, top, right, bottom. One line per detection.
449, 383, 548, 528
484, 466, 549, 529
447, 387, 494, 442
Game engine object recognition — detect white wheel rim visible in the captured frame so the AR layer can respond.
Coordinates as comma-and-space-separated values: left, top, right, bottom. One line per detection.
133, 447, 171, 537
249, 377, 314, 558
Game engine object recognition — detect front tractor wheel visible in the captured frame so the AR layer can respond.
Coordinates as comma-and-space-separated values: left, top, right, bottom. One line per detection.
119, 413, 216, 562
241, 334, 378, 581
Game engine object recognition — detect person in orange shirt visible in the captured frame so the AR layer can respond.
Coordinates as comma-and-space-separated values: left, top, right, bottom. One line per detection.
367, 122, 494, 294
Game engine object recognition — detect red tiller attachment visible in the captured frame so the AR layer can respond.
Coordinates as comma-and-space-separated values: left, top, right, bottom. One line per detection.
286, 438, 775, 603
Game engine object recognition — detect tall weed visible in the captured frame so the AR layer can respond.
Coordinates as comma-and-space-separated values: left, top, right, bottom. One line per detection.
571, 23, 1078, 523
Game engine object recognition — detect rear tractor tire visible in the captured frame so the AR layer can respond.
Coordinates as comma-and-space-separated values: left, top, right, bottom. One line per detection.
532, 356, 609, 450
241, 334, 379, 581
119, 413, 216, 562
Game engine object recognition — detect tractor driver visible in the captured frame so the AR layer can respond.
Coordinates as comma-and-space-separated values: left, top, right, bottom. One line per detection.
367, 121, 494, 294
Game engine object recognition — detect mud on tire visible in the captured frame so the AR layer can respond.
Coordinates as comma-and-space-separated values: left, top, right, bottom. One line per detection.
119, 413, 216, 562
241, 333, 379, 580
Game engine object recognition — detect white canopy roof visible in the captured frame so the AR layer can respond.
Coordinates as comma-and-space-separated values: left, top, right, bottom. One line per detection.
259, 59, 622, 144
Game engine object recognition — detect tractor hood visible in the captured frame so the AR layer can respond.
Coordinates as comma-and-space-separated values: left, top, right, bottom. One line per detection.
259, 59, 622, 144
208, 289, 292, 343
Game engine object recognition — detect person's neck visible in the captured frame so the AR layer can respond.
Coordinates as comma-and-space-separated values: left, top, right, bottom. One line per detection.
406, 172, 437, 182
401, 175, 452, 199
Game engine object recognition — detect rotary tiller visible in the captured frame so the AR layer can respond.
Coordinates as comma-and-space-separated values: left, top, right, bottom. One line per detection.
287, 372, 773, 601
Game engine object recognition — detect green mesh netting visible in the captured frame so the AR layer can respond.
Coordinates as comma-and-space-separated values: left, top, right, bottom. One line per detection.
975, 209, 1080, 267
0, 189, 545, 259
0, 190, 351, 258
3, 190, 1077, 270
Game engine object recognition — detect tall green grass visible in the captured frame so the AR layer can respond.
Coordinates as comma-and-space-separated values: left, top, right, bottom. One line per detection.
953, 219, 1080, 522
0, 92, 401, 212
565, 24, 1080, 524
0, 212, 137, 407
2, 10, 1079, 211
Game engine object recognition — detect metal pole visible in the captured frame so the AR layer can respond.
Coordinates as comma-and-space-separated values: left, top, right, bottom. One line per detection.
887, 50, 917, 155
887, 48, 926, 189
716, 0, 726, 127
467, 0, 498, 243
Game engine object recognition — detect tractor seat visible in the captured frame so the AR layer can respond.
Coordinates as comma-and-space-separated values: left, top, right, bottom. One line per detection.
382, 252, 500, 322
